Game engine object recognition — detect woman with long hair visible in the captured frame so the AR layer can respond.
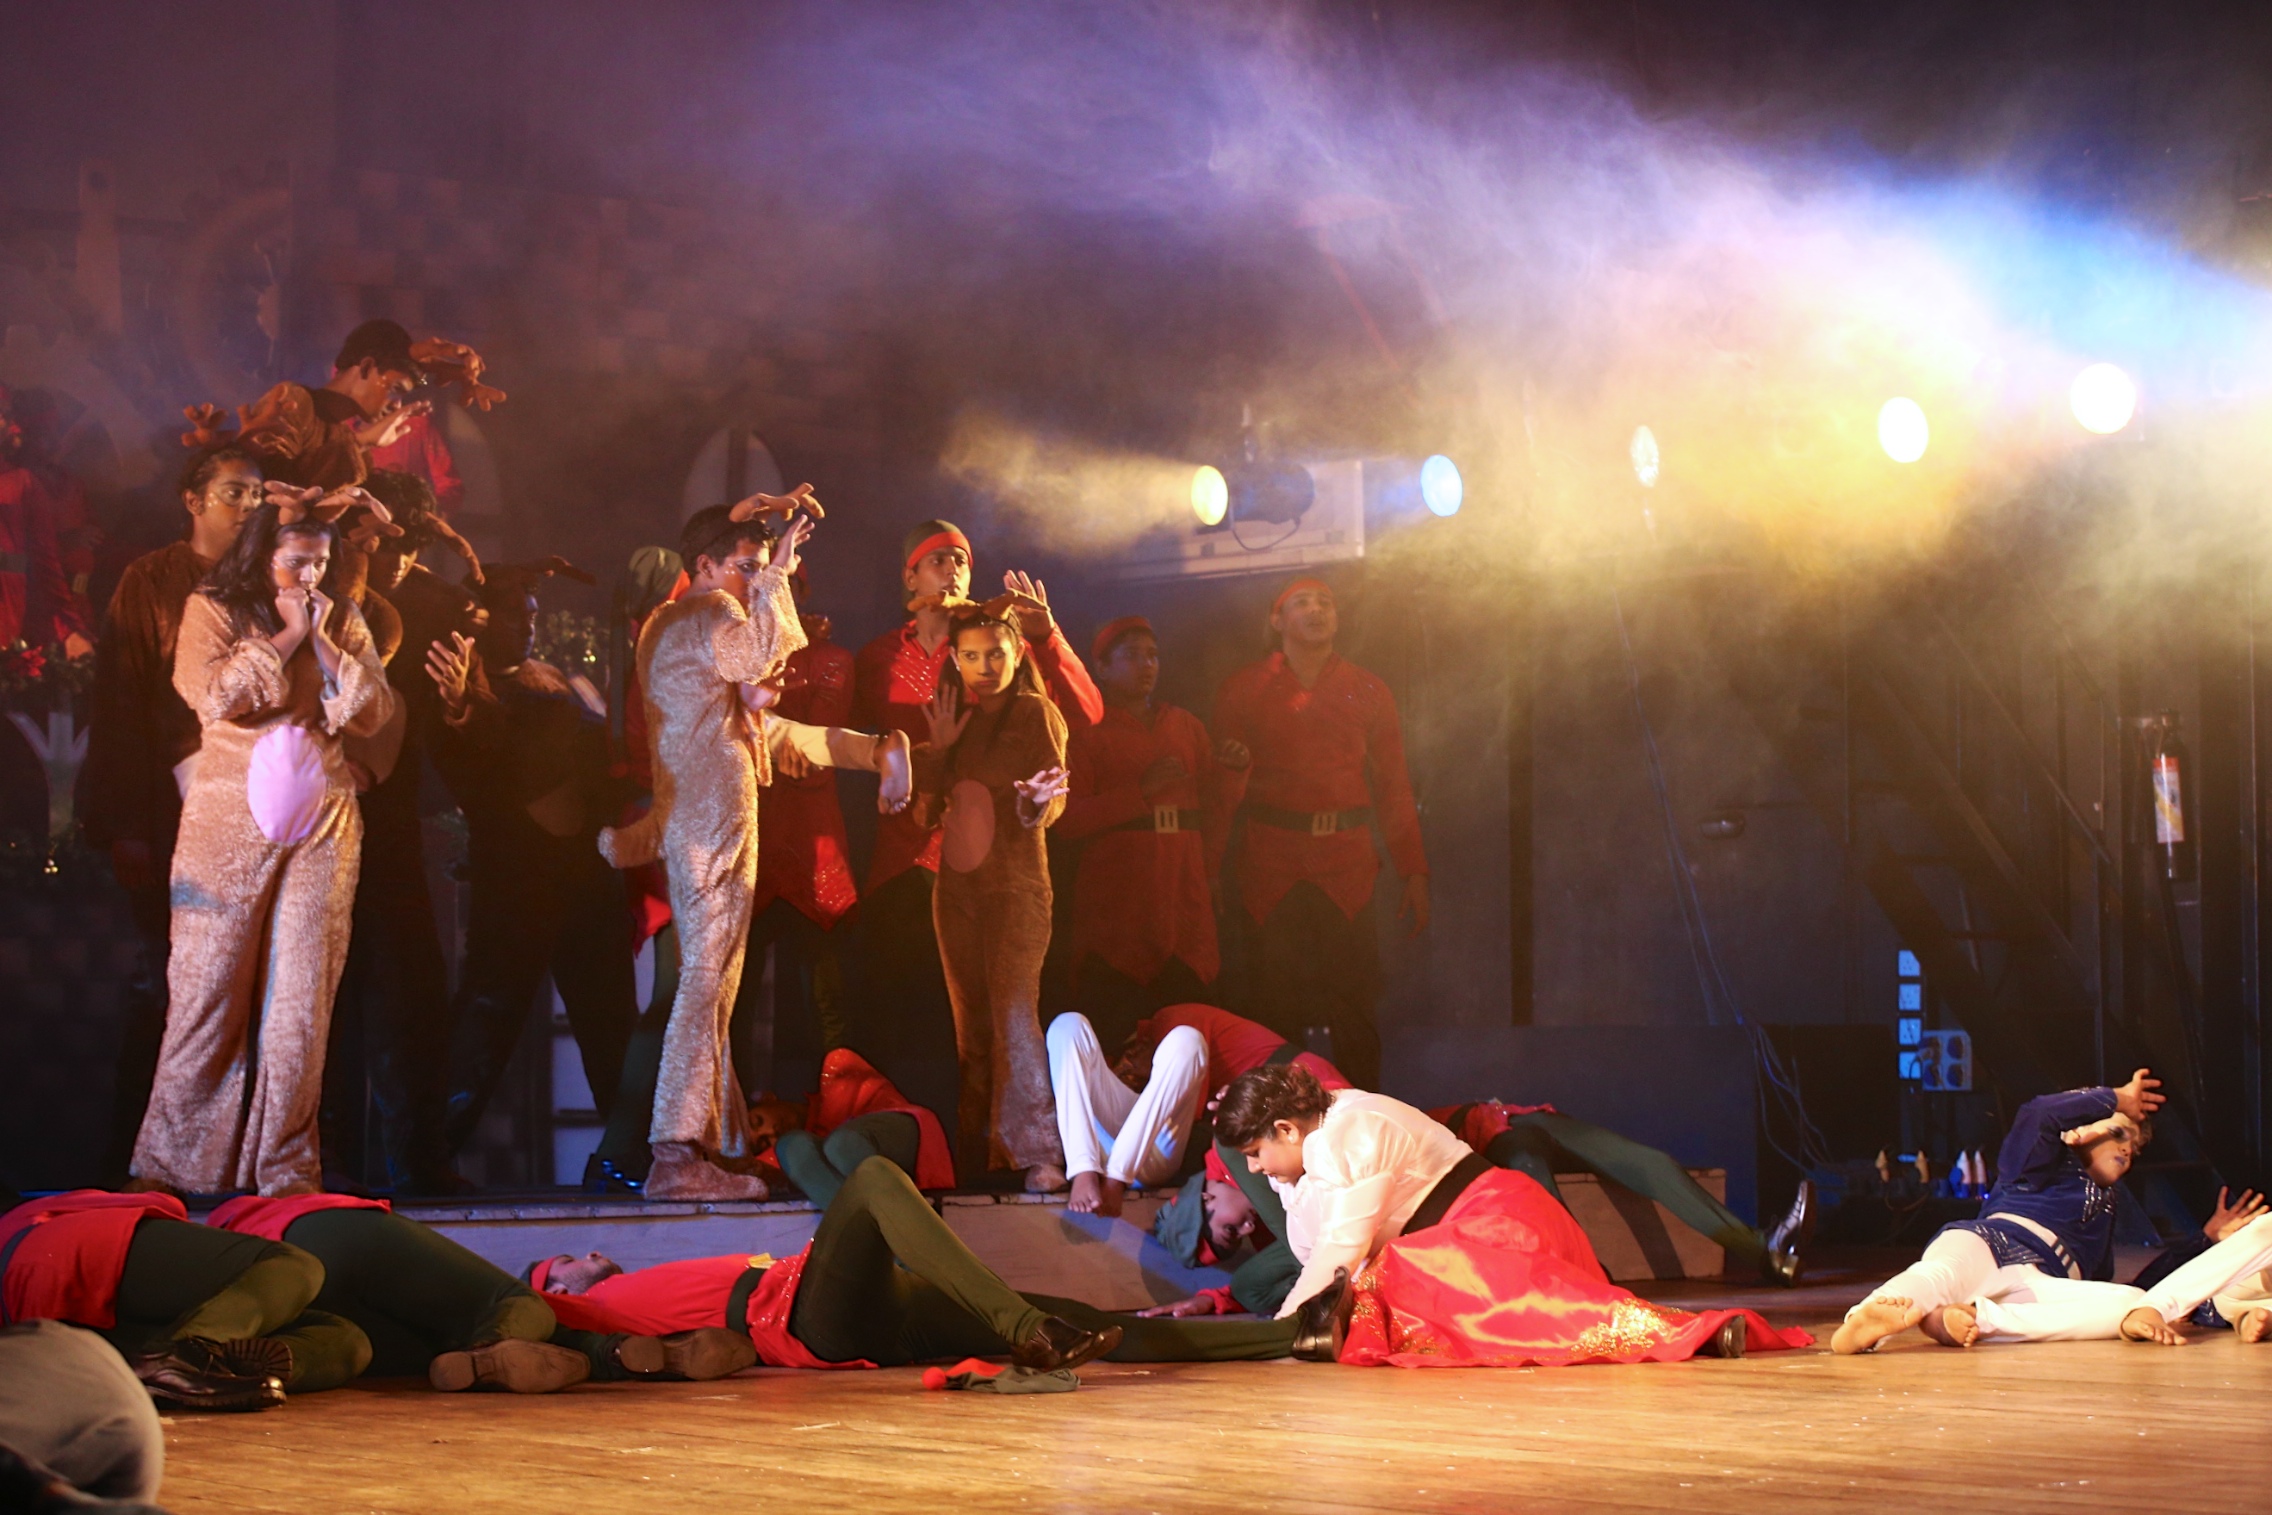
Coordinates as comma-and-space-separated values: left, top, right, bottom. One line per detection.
915, 600, 1072, 1190
130, 498, 394, 1196
1213, 1063, 1811, 1366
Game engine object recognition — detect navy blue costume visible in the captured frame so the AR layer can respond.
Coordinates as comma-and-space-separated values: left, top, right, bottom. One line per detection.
1942, 1087, 2121, 1280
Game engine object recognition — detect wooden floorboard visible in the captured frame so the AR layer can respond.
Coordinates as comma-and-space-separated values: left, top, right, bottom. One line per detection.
153, 1259, 2272, 1514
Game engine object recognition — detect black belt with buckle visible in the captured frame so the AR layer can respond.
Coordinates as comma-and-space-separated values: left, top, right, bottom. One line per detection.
1109, 806, 1201, 835
1244, 803, 1373, 837
1403, 1151, 1493, 1237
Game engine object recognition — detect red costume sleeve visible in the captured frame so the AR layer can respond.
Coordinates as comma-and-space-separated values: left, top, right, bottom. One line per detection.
1029, 622, 1104, 726
1363, 671, 1428, 880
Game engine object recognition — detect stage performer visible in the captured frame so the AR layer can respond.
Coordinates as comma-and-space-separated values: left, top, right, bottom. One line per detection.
180, 318, 503, 495
530, 1156, 1294, 1370
1, 1189, 369, 1409
366, 407, 464, 516
1832, 1069, 2167, 1355
737, 573, 863, 1093
1059, 617, 1228, 1053
1904, 1185, 2272, 1348
129, 497, 394, 1197
1214, 1064, 1808, 1366
0, 1320, 166, 1507
599, 497, 908, 1199
321, 469, 483, 1192
77, 444, 265, 1181
1212, 578, 1426, 1089
747, 1046, 956, 1209
439, 555, 639, 1157
0, 385, 92, 656
914, 601, 1074, 1189
1433, 1100, 1812, 1286
851, 521, 1101, 1065
1047, 1010, 1209, 1218
205, 1195, 735, 1390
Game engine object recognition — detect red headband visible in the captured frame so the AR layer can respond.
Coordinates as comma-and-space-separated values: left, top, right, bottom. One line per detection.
527, 1256, 554, 1292
1091, 614, 1154, 667
905, 527, 973, 575
1271, 576, 1332, 619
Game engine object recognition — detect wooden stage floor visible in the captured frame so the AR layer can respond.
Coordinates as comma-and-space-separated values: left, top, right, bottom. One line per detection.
153, 1255, 2272, 1515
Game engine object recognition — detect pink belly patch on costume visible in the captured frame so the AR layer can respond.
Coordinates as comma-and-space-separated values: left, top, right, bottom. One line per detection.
246, 725, 329, 845
941, 779, 996, 872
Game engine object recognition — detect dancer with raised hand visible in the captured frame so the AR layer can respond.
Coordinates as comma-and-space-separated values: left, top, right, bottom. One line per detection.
129, 492, 395, 1197
1833, 1069, 2167, 1355
913, 600, 1073, 1189
1214, 1063, 1808, 1366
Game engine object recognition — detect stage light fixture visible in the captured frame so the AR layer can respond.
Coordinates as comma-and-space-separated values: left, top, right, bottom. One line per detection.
1630, 425, 1660, 488
1877, 397, 1929, 463
1190, 465, 1229, 526
2070, 363, 2137, 435
1419, 454, 1463, 517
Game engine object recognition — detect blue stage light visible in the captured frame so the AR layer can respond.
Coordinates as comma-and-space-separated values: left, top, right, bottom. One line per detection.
1419, 454, 1463, 517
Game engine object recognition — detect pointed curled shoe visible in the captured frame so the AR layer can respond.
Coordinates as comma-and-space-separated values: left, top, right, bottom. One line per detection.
1761, 1179, 1816, 1288
1291, 1267, 1355, 1363
206, 1336, 294, 1386
1694, 1316, 1749, 1359
1010, 1317, 1121, 1374
131, 1340, 286, 1412
429, 1339, 593, 1394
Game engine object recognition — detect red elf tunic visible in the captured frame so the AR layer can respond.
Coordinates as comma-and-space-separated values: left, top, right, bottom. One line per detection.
852, 619, 1102, 891
0, 462, 89, 648
1059, 701, 1226, 988
364, 410, 464, 516
206, 1193, 391, 1242
1427, 1099, 1559, 1148
0, 1191, 187, 1329
534, 1250, 862, 1371
1136, 1002, 1353, 1098
801, 1047, 957, 1190
1211, 650, 1426, 923
751, 616, 859, 928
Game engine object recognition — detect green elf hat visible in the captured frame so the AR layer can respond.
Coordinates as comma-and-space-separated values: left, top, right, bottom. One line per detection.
1151, 1171, 1209, 1268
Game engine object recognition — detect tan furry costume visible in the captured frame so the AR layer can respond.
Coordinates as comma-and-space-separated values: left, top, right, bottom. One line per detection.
130, 592, 393, 1194
912, 688, 1068, 1173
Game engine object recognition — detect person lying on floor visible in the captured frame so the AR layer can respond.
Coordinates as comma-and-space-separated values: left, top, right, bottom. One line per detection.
1900, 1183, 2272, 1348
1834, 1069, 2167, 1355
1207, 1065, 1811, 1366
2122, 1186, 2272, 1342
743, 1047, 956, 1208
207, 1193, 742, 1391
1, 1188, 364, 1412
530, 1156, 1301, 1373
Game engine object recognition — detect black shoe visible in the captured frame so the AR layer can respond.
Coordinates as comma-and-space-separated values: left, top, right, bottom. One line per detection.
132, 1340, 285, 1412
662, 1327, 758, 1380
1760, 1179, 1816, 1288
1291, 1267, 1355, 1363
207, 1336, 294, 1386
1010, 1317, 1121, 1373
582, 1153, 646, 1195
1695, 1316, 1748, 1359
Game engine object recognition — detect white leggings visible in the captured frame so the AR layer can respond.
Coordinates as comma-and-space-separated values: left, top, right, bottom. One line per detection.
1046, 1013, 1207, 1188
1853, 1215, 2272, 1342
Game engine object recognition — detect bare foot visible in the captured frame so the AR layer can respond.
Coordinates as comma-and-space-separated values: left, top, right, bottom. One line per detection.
1095, 1177, 1128, 1219
1918, 1303, 1978, 1348
1832, 1297, 1923, 1356
2238, 1308, 2271, 1343
2120, 1307, 2183, 1346
1067, 1171, 1106, 1213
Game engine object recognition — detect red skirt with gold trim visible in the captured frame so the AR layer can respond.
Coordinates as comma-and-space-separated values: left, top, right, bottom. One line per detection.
1341, 1168, 1813, 1367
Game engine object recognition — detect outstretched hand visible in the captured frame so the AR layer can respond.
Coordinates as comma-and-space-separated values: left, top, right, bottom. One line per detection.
352, 397, 431, 450
729, 482, 824, 522
924, 682, 972, 751
771, 512, 815, 578
1015, 764, 1070, 825
999, 570, 1054, 639
1135, 1295, 1220, 1319
2207, 1186, 2269, 1242
2114, 1068, 2166, 1122
425, 633, 475, 715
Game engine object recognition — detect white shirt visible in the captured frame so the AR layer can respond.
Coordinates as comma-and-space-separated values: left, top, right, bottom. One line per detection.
1276, 1089, 1473, 1318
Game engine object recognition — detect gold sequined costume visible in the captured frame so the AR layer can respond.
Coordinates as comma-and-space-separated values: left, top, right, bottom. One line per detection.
130, 593, 393, 1195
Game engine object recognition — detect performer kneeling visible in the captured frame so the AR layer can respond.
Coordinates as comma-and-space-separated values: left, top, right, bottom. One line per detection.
1833, 1069, 2164, 1355
533, 1157, 1297, 1371
206, 1195, 724, 1392
1214, 1065, 1809, 1365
